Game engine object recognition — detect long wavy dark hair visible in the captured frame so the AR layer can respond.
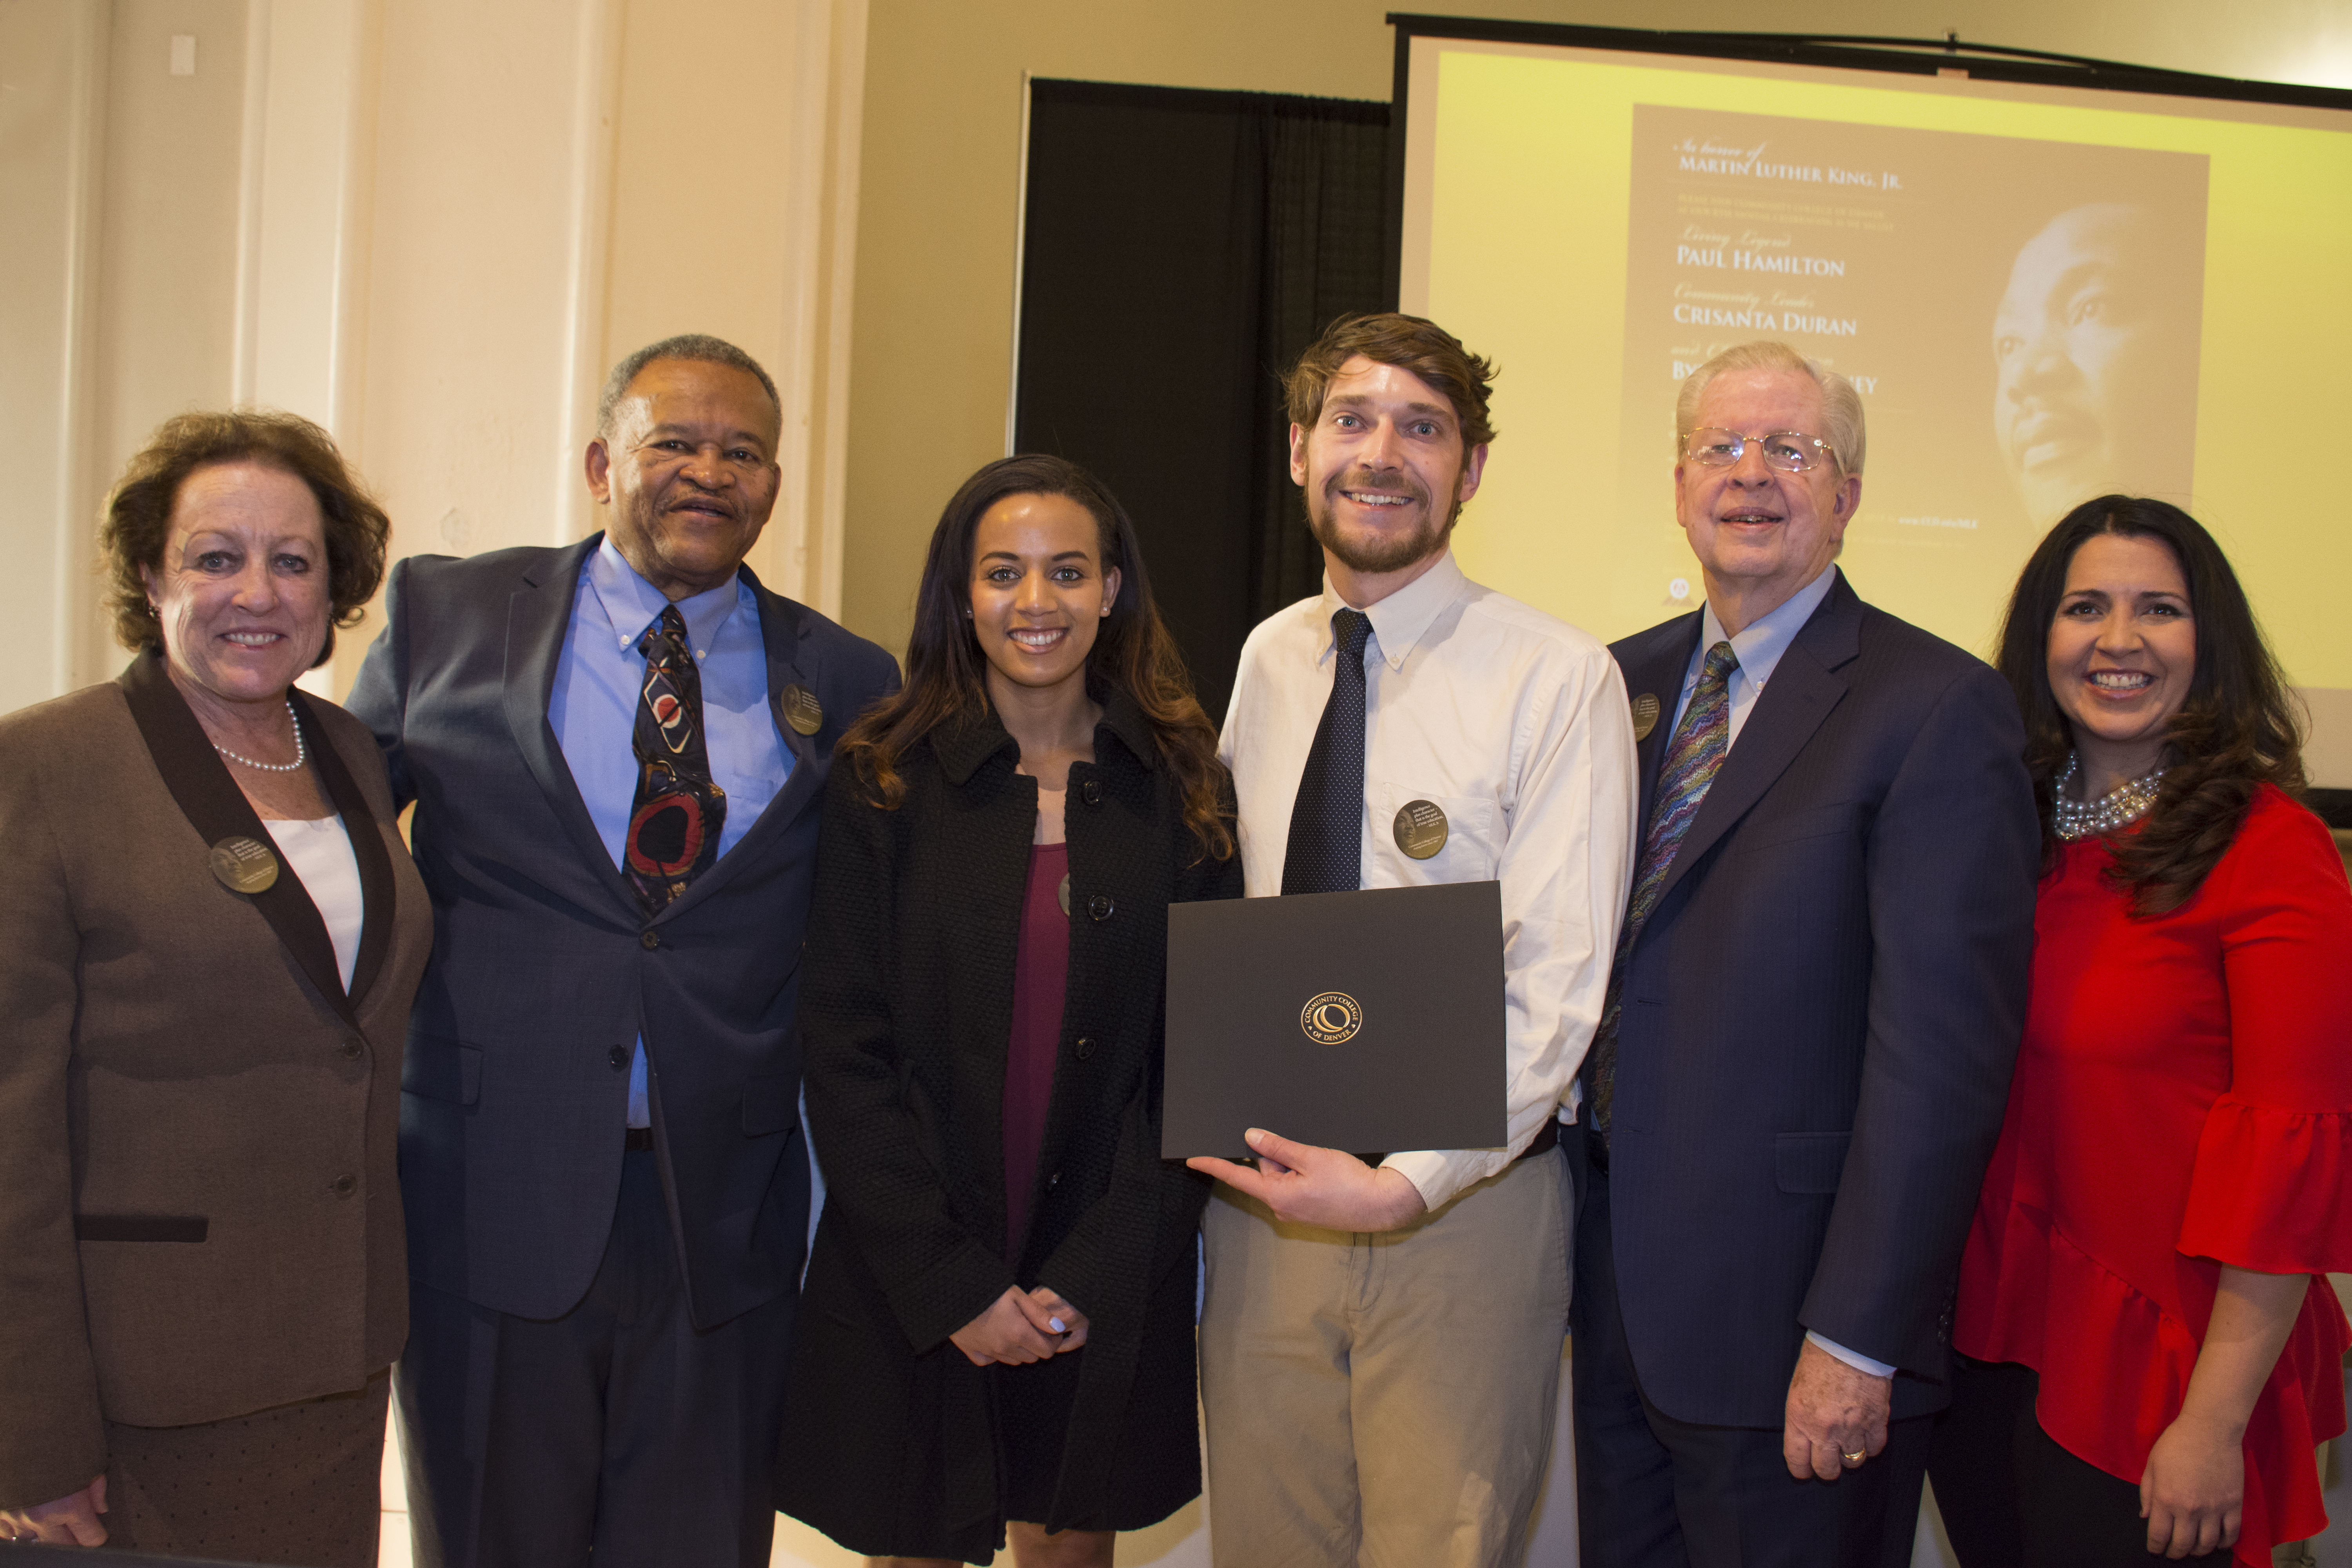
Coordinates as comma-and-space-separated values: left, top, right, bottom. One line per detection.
1994, 495, 2303, 914
838, 454, 1233, 860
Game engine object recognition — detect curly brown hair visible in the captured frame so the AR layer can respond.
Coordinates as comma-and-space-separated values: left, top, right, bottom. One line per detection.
838, 454, 1234, 862
1995, 495, 2305, 915
1283, 312, 1497, 450
98, 410, 391, 666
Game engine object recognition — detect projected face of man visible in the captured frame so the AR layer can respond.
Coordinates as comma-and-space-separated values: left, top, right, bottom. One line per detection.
1675, 367, 1859, 636
1290, 355, 1487, 606
1992, 205, 2175, 526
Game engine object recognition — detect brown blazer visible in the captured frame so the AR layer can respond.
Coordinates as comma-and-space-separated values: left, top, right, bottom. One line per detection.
0, 652, 433, 1508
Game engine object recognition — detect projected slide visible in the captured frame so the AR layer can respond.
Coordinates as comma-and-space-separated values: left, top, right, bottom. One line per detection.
1398, 29, 2352, 774
1619, 105, 2207, 615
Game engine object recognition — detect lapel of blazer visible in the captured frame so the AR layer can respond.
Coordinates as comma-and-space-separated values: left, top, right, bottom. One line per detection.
652, 563, 826, 922
119, 650, 360, 1027
292, 689, 396, 1008
1646, 570, 1862, 917
501, 535, 639, 917
1617, 613, 1704, 836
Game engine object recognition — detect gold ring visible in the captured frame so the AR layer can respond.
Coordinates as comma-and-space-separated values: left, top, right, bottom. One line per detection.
1842, 1448, 1866, 1465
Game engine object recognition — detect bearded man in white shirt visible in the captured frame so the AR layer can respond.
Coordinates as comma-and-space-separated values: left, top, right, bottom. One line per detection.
1188, 312, 1638, 1567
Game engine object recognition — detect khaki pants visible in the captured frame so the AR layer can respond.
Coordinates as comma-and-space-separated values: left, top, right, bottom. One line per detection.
1199, 1147, 1572, 1568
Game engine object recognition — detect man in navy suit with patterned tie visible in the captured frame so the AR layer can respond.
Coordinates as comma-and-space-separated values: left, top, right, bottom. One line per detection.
1570, 341, 2039, 1565
348, 335, 897, 1568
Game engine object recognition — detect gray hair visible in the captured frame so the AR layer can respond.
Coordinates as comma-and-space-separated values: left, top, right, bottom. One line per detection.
1675, 341, 1866, 477
596, 334, 782, 441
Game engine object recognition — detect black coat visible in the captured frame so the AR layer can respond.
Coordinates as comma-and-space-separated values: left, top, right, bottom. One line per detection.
775, 692, 1240, 1562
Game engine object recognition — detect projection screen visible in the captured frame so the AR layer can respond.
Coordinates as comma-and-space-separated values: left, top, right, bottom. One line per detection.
1393, 20, 2352, 784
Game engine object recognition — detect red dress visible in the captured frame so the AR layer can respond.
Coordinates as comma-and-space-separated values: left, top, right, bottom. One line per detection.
1955, 785, 2352, 1562
1002, 841, 1069, 1263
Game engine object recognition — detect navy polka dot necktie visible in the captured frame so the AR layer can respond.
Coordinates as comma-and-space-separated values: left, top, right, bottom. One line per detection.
1281, 608, 1374, 896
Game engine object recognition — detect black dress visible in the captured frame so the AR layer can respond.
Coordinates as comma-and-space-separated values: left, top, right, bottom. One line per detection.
775, 692, 1240, 1564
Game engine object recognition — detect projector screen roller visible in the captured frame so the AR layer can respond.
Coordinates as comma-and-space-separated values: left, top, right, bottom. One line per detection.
1396, 25, 2352, 782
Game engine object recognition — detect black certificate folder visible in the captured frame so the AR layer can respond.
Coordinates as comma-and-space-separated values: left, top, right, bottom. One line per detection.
1161, 880, 1507, 1160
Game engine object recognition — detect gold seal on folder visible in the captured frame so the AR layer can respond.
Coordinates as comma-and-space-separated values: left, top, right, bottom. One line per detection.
1299, 991, 1363, 1045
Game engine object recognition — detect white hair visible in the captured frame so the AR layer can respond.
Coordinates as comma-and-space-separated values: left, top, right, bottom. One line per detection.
1675, 341, 1866, 477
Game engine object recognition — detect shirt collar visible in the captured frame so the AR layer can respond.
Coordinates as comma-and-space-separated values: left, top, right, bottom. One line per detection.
586, 535, 743, 657
1317, 549, 1469, 671
1699, 563, 1838, 690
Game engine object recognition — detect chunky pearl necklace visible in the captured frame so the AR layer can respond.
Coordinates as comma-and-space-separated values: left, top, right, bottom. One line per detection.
214, 697, 307, 773
2051, 751, 2164, 841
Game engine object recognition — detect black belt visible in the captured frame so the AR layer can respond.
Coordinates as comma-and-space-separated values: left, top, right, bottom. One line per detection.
624, 1126, 653, 1152
1356, 1119, 1559, 1169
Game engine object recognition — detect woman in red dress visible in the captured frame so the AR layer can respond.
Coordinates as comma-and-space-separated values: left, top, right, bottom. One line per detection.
1931, 495, 2352, 1564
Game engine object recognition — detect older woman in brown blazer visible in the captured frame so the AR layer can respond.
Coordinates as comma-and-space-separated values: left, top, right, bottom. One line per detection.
0, 411, 432, 1564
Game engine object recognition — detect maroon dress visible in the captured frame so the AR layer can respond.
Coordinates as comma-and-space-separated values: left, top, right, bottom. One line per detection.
1002, 841, 1069, 1262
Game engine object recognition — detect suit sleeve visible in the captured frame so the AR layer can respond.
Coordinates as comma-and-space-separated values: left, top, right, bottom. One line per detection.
0, 769, 109, 1506
1035, 780, 1241, 1317
344, 557, 417, 810
1798, 661, 2038, 1372
798, 762, 1015, 1354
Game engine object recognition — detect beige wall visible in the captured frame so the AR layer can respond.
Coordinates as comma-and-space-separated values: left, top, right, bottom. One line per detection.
840, 0, 2352, 663
2, 0, 866, 715
1, 0, 112, 702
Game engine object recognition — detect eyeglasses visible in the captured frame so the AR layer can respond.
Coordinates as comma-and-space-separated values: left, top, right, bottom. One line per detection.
1681, 428, 1838, 474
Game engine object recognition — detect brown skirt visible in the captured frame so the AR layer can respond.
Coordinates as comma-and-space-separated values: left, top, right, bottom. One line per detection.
99, 1370, 389, 1568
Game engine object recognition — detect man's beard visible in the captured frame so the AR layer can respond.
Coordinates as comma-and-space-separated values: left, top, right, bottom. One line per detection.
1304, 471, 1461, 575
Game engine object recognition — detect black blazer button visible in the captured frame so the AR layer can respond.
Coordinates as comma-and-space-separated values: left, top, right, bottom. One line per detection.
1074, 1037, 1096, 1061
329, 1174, 358, 1198
608, 1045, 631, 1072
339, 1037, 364, 1060
641, 929, 661, 950
1047, 1171, 1061, 1189
1082, 780, 1102, 805
1087, 894, 1113, 921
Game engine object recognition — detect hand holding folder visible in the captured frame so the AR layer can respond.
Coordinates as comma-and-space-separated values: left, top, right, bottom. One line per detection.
1162, 880, 1509, 1229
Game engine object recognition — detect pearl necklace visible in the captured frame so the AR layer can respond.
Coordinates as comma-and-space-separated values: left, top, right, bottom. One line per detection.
2051, 751, 2164, 841
214, 697, 307, 773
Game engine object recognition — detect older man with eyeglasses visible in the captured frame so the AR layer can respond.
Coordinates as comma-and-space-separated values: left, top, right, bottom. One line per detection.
1567, 340, 2041, 1566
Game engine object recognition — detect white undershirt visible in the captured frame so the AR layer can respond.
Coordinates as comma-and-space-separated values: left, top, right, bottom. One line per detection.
263, 815, 363, 990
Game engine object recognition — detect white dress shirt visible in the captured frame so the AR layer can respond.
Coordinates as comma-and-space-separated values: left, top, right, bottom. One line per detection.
263, 814, 362, 990
1220, 550, 1639, 1213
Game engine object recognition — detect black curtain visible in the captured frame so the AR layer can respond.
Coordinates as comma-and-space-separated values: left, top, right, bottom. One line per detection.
1013, 79, 1391, 723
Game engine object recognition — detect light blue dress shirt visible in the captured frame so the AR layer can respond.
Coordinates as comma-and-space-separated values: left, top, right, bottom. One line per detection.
1668, 563, 1840, 746
548, 537, 791, 1126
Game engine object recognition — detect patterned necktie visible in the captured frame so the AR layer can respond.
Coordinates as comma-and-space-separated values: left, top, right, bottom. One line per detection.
1588, 640, 1740, 1134
625, 604, 727, 916
1282, 608, 1374, 895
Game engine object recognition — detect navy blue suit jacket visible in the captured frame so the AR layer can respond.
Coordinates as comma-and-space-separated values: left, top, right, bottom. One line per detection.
347, 536, 899, 1327
1602, 570, 2037, 1426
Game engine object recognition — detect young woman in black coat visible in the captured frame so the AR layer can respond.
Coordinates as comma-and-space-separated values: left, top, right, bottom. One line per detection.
776, 455, 1241, 1567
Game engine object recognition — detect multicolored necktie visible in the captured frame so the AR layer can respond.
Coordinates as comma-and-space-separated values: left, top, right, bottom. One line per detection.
1588, 640, 1739, 1135
1282, 608, 1375, 895
625, 604, 726, 916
